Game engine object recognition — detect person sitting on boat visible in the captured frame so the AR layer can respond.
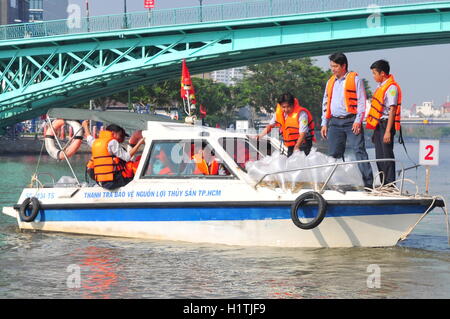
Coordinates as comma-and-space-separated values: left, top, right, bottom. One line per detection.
181, 141, 227, 176
151, 145, 177, 175
255, 92, 316, 157
191, 142, 218, 175
82, 121, 145, 190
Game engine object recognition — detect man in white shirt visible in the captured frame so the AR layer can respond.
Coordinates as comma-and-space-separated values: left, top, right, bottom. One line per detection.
321, 52, 373, 189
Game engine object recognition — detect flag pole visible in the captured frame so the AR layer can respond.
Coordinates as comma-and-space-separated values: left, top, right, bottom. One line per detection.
185, 90, 191, 117
182, 96, 189, 117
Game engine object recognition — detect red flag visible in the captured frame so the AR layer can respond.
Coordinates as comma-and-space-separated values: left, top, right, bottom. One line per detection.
144, 0, 155, 9
199, 104, 207, 119
180, 59, 196, 105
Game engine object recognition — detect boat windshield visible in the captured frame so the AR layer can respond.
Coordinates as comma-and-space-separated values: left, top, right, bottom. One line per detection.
219, 137, 273, 171
140, 139, 234, 178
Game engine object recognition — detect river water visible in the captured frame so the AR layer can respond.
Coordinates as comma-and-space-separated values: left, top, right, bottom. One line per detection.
0, 143, 449, 299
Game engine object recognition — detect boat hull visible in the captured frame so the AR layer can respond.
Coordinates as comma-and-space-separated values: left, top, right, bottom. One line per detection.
3, 201, 433, 247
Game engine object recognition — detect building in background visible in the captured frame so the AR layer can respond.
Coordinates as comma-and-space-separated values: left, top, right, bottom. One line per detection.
415, 101, 441, 117
193, 72, 211, 80
441, 98, 450, 117
210, 67, 246, 86
0, 0, 30, 25
28, 0, 43, 21
29, 0, 68, 22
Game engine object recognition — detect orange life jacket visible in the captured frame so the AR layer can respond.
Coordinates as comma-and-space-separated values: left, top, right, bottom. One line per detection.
157, 167, 172, 175
90, 130, 132, 182
130, 155, 141, 175
325, 72, 358, 119
125, 161, 139, 177
274, 98, 316, 147
366, 74, 402, 131
151, 150, 175, 175
87, 158, 94, 170
192, 152, 219, 175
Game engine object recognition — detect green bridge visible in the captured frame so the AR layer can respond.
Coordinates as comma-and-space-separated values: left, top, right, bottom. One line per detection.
1, 0, 450, 132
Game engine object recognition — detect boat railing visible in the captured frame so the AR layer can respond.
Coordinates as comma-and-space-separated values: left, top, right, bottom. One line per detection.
33, 172, 56, 188
32, 172, 82, 188
254, 158, 411, 195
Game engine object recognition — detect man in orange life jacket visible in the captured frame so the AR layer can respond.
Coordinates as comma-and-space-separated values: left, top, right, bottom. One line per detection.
190, 141, 224, 175
366, 59, 402, 186
257, 93, 315, 157
321, 52, 374, 188
82, 121, 145, 190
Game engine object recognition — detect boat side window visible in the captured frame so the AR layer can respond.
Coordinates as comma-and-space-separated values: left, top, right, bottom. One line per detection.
141, 140, 233, 178
248, 137, 274, 157
219, 138, 264, 172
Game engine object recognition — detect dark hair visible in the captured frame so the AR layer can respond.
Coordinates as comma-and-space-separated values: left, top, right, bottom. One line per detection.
278, 92, 295, 106
370, 59, 390, 75
329, 52, 348, 71
105, 124, 127, 137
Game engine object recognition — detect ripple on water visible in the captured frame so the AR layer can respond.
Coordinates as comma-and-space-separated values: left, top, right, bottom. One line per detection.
1, 149, 450, 298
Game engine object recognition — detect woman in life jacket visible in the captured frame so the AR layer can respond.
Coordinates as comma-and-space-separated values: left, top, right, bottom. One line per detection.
150, 145, 177, 175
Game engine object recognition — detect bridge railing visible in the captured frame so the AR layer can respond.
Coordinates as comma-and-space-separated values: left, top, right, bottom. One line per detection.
0, 0, 448, 41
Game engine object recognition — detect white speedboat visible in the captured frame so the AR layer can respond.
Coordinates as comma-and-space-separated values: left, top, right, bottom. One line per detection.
2, 114, 446, 248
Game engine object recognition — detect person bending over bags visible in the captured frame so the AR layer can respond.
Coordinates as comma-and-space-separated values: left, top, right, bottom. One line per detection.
256, 92, 316, 157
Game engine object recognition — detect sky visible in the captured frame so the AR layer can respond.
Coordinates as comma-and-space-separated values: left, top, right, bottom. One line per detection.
67, 0, 450, 108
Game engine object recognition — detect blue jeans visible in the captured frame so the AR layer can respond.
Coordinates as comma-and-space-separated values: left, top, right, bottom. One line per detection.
327, 117, 374, 188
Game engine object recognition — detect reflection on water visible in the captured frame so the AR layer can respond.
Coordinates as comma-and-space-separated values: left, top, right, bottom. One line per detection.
0, 143, 450, 298
76, 246, 123, 299
0, 228, 449, 298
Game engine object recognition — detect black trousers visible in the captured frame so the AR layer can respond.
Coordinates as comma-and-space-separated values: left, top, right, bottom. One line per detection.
87, 168, 133, 190
372, 120, 396, 185
287, 138, 313, 157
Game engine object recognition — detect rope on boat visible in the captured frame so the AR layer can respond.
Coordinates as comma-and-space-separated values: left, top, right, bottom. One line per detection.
398, 197, 436, 242
45, 117, 81, 187
398, 195, 450, 245
364, 174, 419, 198
28, 117, 83, 191
28, 136, 46, 199
437, 196, 450, 245
29, 138, 46, 188
60, 124, 84, 153
364, 175, 449, 245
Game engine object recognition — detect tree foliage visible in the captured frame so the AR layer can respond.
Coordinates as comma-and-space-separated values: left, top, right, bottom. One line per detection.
233, 58, 332, 122
75, 58, 353, 127
192, 78, 235, 127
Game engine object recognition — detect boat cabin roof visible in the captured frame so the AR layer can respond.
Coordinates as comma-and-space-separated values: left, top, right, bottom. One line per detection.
136, 121, 279, 182
144, 121, 251, 140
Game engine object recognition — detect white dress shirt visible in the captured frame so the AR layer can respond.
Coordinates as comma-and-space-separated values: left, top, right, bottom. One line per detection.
86, 135, 131, 162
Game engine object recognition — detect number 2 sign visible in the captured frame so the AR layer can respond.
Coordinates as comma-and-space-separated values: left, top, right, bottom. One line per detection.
419, 140, 439, 166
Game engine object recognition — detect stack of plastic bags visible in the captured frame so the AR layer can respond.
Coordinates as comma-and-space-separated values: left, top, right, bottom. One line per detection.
245, 148, 364, 192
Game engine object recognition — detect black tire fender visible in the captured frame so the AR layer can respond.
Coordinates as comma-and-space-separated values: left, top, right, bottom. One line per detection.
19, 197, 40, 222
290, 191, 327, 230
